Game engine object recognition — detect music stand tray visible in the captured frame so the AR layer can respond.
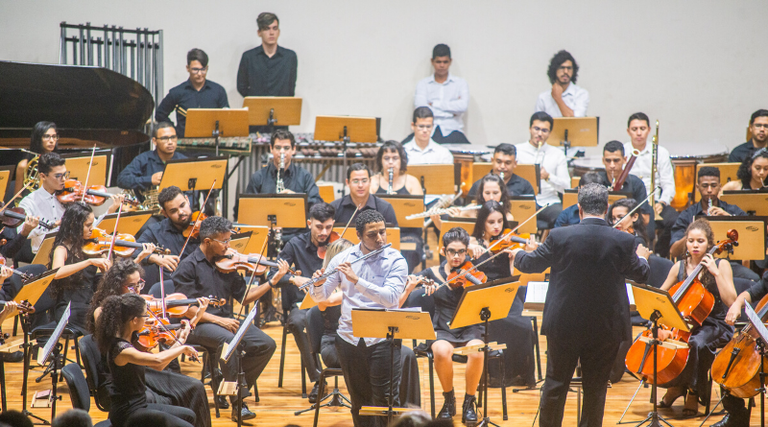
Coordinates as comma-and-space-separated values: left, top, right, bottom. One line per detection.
0, 165, 12, 199
721, 190, 768, 216
313, 116, 378, 144
185, 108, 250, 139
242, 97, 302, 127
14, 269, 58, 307
562, 189, 631, 209
408, 164, 456, 196
237, 194, 308, 228
509, 196, 539, 235
228, 231, 253, 254
231, 225, 270, 253
32, 232, 57, 267
62, 152, 110, 186
378, 194, 425, 228
158, 157, 227, 192
701, 216, 767, 261
449, 278, 521, 329
549, 117, 599, 154
98, 210, 153, 236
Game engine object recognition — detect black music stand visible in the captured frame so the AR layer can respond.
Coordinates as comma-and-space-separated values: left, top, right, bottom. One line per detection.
744, 304, 767, 427
448, 278, 521, 427
242, 97, 302, 134
550, 117, 599, 158
220, 303, 260, 427
313, 116, 378, 197
32, 302, 70, 422
352, 308, 435, 424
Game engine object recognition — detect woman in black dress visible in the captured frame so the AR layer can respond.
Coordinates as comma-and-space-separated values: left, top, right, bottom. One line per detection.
657, 218, 737, 417
468, 201, 536, 388
408, 227, 483, 424
95, 293, 198, 427
88, 259, 212, 427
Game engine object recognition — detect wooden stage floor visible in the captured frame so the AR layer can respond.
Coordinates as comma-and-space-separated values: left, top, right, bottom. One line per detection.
1, 317, 761, 427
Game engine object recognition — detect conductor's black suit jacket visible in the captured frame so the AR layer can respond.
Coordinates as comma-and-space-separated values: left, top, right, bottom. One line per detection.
514, 217, 650, 343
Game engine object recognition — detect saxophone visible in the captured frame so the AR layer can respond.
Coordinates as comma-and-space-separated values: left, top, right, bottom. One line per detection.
387, 167, 394, 194
276, 152, 286, 193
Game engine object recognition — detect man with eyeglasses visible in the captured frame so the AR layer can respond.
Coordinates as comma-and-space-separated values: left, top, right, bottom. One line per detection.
466, 143, 534, 200
729, 109, 768, 163
534, 50, 589, 118
330, 163, 398, 227
17, 152, 67, 253
155, 48, 229, 138
173, 215, 277, 421
515, 112, 571, 230
403, 107, 454, 165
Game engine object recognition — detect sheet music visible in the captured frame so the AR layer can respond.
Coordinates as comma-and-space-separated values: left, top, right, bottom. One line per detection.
221, 305, 259, 362
626, 283, 635, 306
525, 282, 549, 304
745, 304, 768, 344
38, 302, 70, 366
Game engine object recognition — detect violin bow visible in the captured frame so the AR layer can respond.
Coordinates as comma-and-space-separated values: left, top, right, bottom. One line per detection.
144, 308, 198, 362
159, 261, 167, 320
612, 185, 660, 229
0, 181, 33, 215
80, 144, 98, 203
482, 205, 546, 255
179, 180, 216, 258
235, 229, 270, 320
339, 203, 362, 238
106, 202, 124, 262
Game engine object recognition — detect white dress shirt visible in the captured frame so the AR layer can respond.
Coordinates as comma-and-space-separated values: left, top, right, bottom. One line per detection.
535, 83, 590, 118
309, 243, 407, 346
515, 141, 571, 206
17, 187, 65, 252
404, 139, 455, 165
623, 141, 676, 205
414, 73, 469, 135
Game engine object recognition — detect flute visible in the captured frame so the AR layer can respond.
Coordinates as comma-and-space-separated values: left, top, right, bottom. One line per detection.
406, 205, 481, 220
299, 243, 392, 290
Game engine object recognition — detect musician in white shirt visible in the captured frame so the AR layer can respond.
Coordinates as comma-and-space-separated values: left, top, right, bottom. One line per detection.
515, 112, 571, 229
403, 107, 455, 165
17, 152, 67, 253
414, 44, 469, 136
535, 50, 589, 118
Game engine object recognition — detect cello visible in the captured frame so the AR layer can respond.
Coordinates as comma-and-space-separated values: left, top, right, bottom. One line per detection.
625, 230, 739, 385
711, 292, 768, 398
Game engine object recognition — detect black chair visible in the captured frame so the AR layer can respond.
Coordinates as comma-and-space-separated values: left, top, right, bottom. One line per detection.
31, 324, 83, 380
278, 306, 308, 398
61, 363, 112, 426
78, 334, 111, 412
294, 306, 350, 427
647, 255, 674, 288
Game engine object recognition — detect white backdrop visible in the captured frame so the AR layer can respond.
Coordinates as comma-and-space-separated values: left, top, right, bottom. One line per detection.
1, 0, 767, 157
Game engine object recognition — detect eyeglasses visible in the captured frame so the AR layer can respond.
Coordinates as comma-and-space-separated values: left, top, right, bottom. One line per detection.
416, 125, 433, 130
445, 249, 466, 257
350, 179, 370, 186
52, 171, 70, 181
211, 238, 231, 245
190, 67, 208, 75
156, 135, 178, 142
125, 279, 146, 293
753, 123, 768, 129
42, 134, 60, 141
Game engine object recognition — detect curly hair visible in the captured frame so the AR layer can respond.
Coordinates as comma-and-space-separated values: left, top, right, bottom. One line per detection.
94, 293, 146, 355
355, 209, 386, 235
607, 198, 648, 247
375, 140, 408, 174
87, 259, 144, 333
547, 50, 579, 85
472, 200, 510, 240
50, 202, 93, 300
475, 174, 511, 214
736, 148, 768, 188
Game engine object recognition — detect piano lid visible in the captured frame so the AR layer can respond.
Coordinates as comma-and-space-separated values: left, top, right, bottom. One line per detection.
0, 60, 154, 130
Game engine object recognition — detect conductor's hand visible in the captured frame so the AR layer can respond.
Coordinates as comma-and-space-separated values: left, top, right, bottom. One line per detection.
725, 302, 743, 325
151, 172, 163, 186
636, 244, 652, 260
337, 262, 359, 284
215, 316, 239, 333
508, 248, 524, 262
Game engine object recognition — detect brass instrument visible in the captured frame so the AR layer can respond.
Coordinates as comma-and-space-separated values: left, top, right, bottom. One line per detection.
387, 167, 394, 194
123, 187, 160, 214
276, 152, 286, 193
21, 149, 40, 191
612, 149, 641, 191
650, 121, 660, 206
423, 191, 461, 229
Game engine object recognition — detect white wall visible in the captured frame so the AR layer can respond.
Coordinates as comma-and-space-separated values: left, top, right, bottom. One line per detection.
1, 0, 767, 157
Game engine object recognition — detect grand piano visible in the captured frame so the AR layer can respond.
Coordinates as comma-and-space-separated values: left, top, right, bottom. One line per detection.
0, 60, 153, 196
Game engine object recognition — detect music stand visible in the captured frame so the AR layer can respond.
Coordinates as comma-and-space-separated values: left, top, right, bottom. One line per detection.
448, 278, 521, 427
228, 231, 253, 254
238, 194, 307, 251
185, 108, 249, 157
232, 226, 270, 254
408, 164, 457, 196
562, 189, 631, 209
509, 196, 539, 235
721, 190, 768, 216
471, 163, 540, 195
332, 226, 401, 251
62, 152, 110, 186
298, 290, 319, 310
352, 308, 435, 423
242, 97, 302, 133
220, 303, 259, 427
702, 216, 767, 261
550, 117, 599, 157
693, 163, 741, 203
628, 284, 691, 427
31, 231, 57, 267
30, 301, 69, 422
158, 157, 227, 193
744, 304, 768, 427
97, 210, 153, 236
378, 194, 425, 230
314, 116, 378, 197
0, 165, 11, 200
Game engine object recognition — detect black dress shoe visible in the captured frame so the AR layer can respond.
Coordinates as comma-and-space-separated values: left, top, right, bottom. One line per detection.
308, 381, 326, 404
462, 394, 478, 426
711, 412, 749, 427
216, 395, 230, 409
231, 403, 256, 421
437, 389, 456, 420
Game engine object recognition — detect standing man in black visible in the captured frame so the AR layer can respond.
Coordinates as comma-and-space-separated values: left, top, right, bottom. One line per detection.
173, 216, 277, 422
155, 48, 229, 138
511, 183, 651, 427
237, 12, 297, 133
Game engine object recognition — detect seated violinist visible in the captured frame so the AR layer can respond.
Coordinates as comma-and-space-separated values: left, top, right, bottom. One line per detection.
655, 218, 737, 417
431, 174, 513, 231
172, 216, 277, 421
17, 152, 67, 255
606, 198, 649, 249
407, 227, 484, 423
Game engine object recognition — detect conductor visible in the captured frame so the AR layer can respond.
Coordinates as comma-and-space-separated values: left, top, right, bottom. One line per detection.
510, 183, 651, 427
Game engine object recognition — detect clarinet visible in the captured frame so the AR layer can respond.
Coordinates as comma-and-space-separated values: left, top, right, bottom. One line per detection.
387, 168, 394, 194
276, 152, 286, 193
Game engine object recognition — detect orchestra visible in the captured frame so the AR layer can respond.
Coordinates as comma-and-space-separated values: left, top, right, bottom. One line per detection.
2, 10, 768, 427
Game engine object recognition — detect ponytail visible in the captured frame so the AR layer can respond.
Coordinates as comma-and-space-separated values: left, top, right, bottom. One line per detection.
94, 294, 146, 354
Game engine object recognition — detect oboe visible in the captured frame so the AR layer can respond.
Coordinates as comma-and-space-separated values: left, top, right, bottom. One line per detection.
387, 168, 394, 195
276, 152, 286, 193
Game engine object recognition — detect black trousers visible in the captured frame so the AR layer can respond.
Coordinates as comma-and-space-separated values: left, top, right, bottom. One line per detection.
539, 333, 621, 427
538, 203, 563, 230
120, 403, 195, 427
286, 308, 319, 382
335, 335, 402, 427
187, 320, 276, 401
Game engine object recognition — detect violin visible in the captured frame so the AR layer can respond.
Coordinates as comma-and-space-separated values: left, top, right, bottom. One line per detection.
140, 293, 225, 317
489, 229, 532, 254
83, 228, 170, 258
182, 211, 207, 239
712, 292, 768, 398
0, 204, 55, 230
134, 318, 184, 352
0, 255, 35, 283
57, 179, 139, 207
317, 231, 340, 259
625, 229, 739, 385
445, 260, 487, 289
214, 248, 296, 276
0, 299, 36, 314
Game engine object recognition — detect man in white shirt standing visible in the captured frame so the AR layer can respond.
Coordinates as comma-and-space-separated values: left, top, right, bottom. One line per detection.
535, 50, 589, 118
404, 107, 455, 165
414, 44, 468, 137
623, 112, 678, 257
515, 112, 571, 230
17, 152, 67, 253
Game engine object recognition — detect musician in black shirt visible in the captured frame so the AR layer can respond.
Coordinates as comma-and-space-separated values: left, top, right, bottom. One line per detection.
330, 163, 398, 226
172, 216, 278, 421
728, 109, 768, 163
466, 144, 535, 199
155, 49, 229, 138
601, 140, 652, 234
237, 12, 297, 99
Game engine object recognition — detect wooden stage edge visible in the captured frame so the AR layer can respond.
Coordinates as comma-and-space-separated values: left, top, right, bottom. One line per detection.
0, 317, 760, 427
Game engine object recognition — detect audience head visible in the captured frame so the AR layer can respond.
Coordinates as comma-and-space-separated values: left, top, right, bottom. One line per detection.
547, 50, 579, 85
579, 171, 608, 189
737, 147, 768, 187
30, 121, 58, 155
0, 410, 33, 427
411, 107, 435, 144
376, 140, 408, 174
578, 183, 609, 217
749, 109, 768, 144
257, 12, 280, 46
52, 409, 93, 427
